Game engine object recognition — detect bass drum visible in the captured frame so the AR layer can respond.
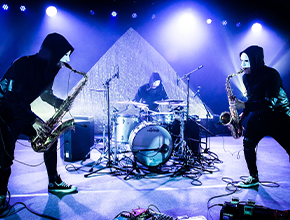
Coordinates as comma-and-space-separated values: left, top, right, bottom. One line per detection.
129, 122, 173, 167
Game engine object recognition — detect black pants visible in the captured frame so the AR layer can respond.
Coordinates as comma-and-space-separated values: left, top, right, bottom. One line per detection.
0, 114, 58, 195
243, 113, 290, 177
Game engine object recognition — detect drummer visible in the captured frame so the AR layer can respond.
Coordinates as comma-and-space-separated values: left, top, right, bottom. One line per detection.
133, 72, 168, 118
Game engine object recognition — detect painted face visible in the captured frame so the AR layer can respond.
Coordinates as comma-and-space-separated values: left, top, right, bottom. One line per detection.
240, 52, 250, 68
60, 50, 71, 63
152, 80, 161, 89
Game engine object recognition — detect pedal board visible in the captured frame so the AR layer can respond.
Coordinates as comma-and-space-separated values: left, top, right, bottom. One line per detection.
220, 198, 290, 220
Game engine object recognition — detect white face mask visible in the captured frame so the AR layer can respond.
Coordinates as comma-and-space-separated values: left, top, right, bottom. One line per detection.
152, 80, 161, 89
60, 50, 71, 63
241, 52, 250, 68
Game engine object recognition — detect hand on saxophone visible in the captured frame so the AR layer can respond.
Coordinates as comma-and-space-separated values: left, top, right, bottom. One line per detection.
229, 99, 245, 110
32, 118, 51, 138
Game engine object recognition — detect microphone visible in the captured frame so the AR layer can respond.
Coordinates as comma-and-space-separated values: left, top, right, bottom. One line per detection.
116, 65, 119, 79
159, 144, 169, 153
198, 65, 203, 69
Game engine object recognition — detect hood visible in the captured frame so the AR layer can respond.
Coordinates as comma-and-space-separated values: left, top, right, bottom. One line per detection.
240, 45, 265, 74
149, 72, 162, 87
39, 33, 74, 76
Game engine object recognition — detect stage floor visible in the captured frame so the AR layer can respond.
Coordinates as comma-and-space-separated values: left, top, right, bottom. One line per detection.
3, 135, 290, 219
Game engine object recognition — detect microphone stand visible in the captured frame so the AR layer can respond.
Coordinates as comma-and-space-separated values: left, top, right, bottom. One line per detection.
85, 68, 122, 177
171, 65, 203, 176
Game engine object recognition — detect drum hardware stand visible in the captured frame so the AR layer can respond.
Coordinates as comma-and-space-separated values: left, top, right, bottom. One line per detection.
85, 66, 124, 178
172, 65, 203, 176
196, 91, 215, 153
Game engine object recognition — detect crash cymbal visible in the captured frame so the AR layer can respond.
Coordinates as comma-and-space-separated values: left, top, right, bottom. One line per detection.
154, 99, 184, 105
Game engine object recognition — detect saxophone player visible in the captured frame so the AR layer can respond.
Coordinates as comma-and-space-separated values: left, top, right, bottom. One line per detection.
230, 45, 290, 188
0, 33, 77, 213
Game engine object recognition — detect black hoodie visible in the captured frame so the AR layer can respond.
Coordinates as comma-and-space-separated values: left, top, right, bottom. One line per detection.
240, 45, 290, 117
0, 33, 74, 126
133, 72, 168, 111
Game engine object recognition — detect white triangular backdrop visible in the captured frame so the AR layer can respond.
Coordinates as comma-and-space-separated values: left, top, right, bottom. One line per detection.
69, 28, 211, 133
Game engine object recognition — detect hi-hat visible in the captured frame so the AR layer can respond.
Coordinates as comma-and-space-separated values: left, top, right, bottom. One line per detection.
114, 100, 148, 107
154, 99, 184, 105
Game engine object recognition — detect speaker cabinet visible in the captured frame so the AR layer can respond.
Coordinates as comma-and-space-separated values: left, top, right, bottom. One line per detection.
60, 116, 94, 162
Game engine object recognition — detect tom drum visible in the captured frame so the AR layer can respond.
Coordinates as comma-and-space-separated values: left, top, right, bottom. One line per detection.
115, 114, 139, 143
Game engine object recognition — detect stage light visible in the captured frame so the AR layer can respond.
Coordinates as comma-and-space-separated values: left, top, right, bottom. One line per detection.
151, 14, 156, 19
252, 22, 262, 32
20, 5, 26, 12
111, 11, 117, 17
222, 20, 227, 26
46, 6, 57, 17
206, 19, 212, 24
132, 13, 137, 18
236, 22, 241, 27
2, 4, 8, 10
90, 10, 95, 15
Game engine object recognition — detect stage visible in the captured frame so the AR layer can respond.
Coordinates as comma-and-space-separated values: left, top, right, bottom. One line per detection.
2, 135, 290, 219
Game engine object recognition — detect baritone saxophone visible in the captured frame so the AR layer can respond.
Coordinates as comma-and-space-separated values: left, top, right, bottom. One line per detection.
219, 68, 244, 139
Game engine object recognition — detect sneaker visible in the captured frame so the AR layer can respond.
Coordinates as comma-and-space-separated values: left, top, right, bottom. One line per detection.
48, 175, 77, 193
0, 194, 8, 214
238, 176, 259, 188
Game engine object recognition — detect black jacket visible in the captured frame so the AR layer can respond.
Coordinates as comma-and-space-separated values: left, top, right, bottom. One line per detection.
0, 33, 74, 126
133, 72, 168, 111
241, 45, 290, 117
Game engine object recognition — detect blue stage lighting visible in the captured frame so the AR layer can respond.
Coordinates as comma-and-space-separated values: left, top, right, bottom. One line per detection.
252, 22, 262, 32
236, 22, 241, 27
90, 10, 95, 15
132, 13, 137, 18
2, 4, 8, 10
111, 11, 117, 17
206, 19, 212, 24
222, 20, 227, 26
46, 6, 57, 17
20, 5, 26, 12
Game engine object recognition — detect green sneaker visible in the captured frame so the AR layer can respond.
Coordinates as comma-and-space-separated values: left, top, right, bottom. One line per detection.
238, 176, 259, 188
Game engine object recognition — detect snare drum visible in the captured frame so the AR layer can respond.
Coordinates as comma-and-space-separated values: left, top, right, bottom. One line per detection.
151, 112, 175, 125
115, 114, 139, 143
129, 122, 173, 167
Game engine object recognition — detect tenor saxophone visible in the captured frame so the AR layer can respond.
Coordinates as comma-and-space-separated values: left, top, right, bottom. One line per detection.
219, 69, 244, 139
30, 63, 88, 152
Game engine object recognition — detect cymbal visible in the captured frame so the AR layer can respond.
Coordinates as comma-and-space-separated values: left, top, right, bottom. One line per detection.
114, 100, 148, 107
154, 99, 184, 105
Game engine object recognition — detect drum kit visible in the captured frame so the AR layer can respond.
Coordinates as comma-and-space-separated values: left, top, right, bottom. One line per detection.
110, 99, 201, 168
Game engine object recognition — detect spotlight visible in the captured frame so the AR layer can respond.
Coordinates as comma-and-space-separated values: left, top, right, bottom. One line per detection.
222, 20, 227, 26
206, 19, 212, 24
252, 22, 262, 32
151, 14, 156, 19
132, 13, 137, 18
46, 6, 57, 17
90, 10, 95, 15
20, 5, 26, 12
2, 4, 8, 10
236, 22, 241, 27
111, 11, 117, 17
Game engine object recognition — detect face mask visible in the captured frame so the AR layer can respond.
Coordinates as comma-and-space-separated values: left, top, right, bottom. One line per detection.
240, 52, 250, 68
152, 80, 161, 89
60, 50, 71, 63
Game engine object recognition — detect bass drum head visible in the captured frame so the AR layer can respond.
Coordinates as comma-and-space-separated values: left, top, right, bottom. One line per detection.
129, 122, 173, 167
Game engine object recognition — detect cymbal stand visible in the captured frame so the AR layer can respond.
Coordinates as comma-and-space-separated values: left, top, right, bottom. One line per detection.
85, 66, 123, 178
172, 65, 203, 176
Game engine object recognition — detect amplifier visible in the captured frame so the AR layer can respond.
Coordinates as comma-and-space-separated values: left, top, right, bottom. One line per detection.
220, 199, 290, 220
60, 116, 94, 162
